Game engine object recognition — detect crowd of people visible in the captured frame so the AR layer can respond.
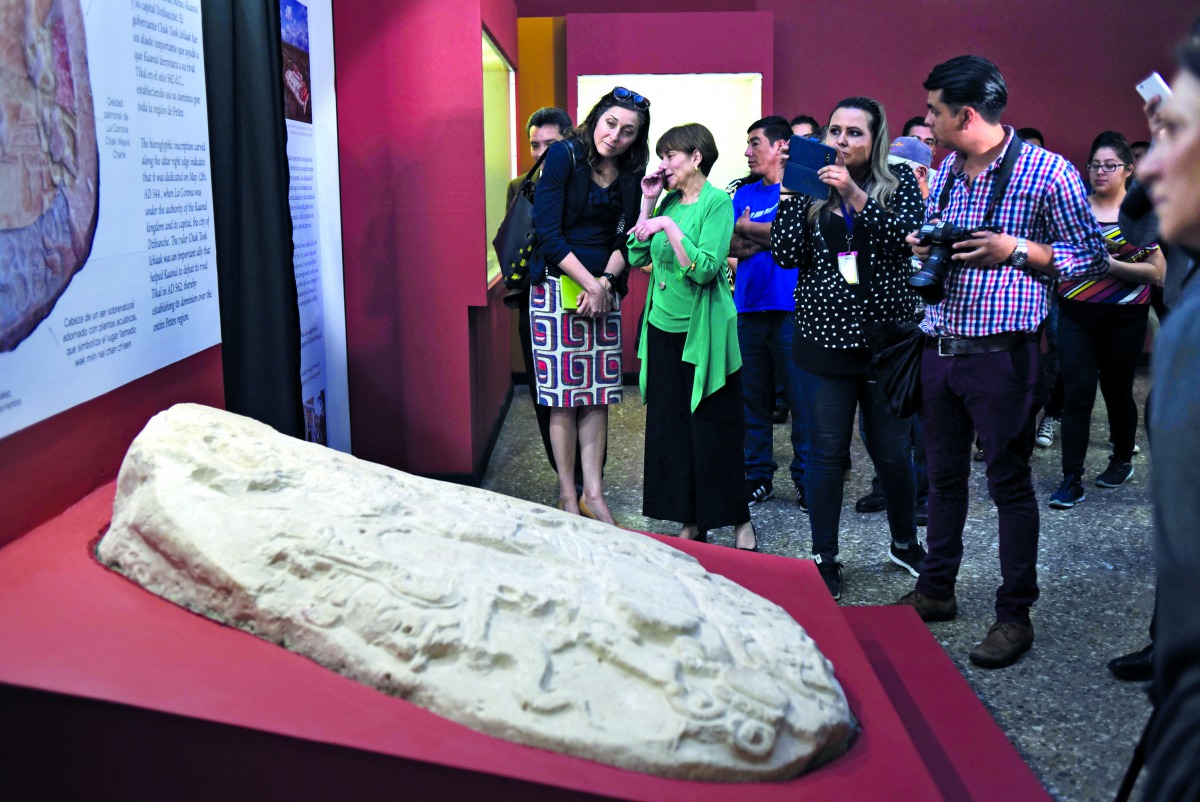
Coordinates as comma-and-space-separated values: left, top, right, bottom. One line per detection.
508, 36, 1197, 698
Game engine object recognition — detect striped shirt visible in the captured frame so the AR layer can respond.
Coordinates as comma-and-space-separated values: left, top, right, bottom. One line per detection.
1058, 222, 1157, 305
920, 128, 1108, 338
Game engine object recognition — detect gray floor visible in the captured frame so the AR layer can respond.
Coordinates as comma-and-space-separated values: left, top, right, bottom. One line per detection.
482, 378, 1156, 801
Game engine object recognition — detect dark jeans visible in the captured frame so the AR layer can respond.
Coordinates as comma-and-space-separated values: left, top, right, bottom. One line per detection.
1058, 308, 1148, 475
868, 415, 928, 502
739, 311, 808, 485
1033, 297, 1064, 418
916, 340, 1041, 625
796, 367, 916, 559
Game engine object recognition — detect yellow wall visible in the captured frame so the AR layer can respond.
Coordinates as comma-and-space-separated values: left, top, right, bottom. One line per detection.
510, 17, 566, 375
514, 17, 566, 175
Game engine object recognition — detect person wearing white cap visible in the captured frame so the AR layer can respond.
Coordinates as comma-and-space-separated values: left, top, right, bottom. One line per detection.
888, 136, 934, 200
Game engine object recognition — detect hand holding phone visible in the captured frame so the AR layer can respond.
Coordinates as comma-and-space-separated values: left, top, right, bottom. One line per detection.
782, 135, 838, 198
1137, 72, 1171, 103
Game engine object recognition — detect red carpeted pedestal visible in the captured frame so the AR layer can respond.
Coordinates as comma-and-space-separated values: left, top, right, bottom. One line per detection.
0, 483, 1045, 800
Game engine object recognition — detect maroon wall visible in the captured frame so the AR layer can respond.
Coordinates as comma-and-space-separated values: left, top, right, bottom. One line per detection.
0, 347, 225, 548
335, 0, 518, 478
565, 11, 774, 376
469, 283, 517, 468
563, 12, 774, 118
520, 0, 1196, 170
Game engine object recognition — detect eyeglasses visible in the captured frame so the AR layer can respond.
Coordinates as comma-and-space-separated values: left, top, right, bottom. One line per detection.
610, 86, 650, 109
1086, 162, 1128, 173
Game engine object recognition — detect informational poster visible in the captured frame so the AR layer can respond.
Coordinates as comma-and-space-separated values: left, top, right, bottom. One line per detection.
280, 0, 350, 451
0, 0, 220, 439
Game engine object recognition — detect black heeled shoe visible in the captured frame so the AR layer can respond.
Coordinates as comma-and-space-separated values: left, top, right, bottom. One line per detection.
736, 523, 758, 552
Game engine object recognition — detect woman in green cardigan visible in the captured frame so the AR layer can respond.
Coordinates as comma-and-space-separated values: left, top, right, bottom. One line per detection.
627, 123, 756, 550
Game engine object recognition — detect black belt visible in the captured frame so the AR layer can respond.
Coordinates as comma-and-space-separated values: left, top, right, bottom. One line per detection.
927, 331, 1034, 357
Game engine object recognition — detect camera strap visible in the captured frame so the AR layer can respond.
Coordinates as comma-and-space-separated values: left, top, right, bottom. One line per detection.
935, 134, 1024, 227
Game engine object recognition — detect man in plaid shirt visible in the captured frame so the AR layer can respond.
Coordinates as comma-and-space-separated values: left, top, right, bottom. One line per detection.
896, 55, 1108, 668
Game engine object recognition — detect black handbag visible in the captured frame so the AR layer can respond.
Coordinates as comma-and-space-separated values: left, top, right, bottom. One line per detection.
493, 143, 577, 291
494, 149, 549, 292
864, 319, 925, 418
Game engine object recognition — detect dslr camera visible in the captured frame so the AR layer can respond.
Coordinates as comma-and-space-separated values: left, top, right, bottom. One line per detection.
908, 222, 1001, 304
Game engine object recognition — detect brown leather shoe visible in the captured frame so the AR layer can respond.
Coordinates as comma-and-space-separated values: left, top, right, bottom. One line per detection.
895, 590, 958, 622
969, 621, 1034, 668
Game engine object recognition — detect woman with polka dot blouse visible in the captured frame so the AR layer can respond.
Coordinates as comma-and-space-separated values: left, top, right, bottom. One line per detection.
770, 96, 925, 600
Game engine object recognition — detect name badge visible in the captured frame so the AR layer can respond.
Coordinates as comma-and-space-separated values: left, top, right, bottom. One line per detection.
838, 251, 859, 285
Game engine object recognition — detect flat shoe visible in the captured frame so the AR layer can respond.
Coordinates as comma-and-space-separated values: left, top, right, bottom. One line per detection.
578, 498, 600, 521
1108, 644, 1153, 681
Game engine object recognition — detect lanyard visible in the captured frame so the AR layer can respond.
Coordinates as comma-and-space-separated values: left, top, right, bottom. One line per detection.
838, 197, 857, 240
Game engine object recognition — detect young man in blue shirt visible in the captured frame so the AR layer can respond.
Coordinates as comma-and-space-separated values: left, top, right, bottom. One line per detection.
730, 116, 808, 510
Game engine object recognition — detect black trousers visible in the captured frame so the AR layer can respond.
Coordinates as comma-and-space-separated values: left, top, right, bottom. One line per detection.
1058, 306, 1147, 476
642, 324, 750, 530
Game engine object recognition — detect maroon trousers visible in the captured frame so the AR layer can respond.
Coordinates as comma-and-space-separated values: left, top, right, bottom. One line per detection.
915, 340, 1041, 625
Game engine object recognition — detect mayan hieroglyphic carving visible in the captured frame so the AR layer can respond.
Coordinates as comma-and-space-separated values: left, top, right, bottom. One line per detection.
97, 404, 856, 781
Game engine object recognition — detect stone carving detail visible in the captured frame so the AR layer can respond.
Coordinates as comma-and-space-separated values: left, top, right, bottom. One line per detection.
98, 404, 856, 781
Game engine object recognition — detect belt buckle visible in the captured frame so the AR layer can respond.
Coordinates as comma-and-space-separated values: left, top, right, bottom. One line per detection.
937, 337, 956, 357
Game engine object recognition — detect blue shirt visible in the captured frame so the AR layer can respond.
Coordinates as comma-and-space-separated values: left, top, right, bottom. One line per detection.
732, 180, 795, 313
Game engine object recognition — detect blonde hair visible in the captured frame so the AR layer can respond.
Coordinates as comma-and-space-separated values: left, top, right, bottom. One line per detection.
807, 97, 900, 226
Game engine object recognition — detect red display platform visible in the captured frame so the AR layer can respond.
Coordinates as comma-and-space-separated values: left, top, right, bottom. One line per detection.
843, 608, 1050, 801
0, 483, 1040, 799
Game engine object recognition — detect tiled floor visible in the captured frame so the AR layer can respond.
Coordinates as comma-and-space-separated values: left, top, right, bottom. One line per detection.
483, 377, 1156, 801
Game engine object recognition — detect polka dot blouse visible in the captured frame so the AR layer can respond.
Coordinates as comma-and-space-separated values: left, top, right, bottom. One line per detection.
771, 164, 924, 349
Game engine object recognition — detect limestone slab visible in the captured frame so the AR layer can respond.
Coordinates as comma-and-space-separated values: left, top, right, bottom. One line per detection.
97, 404, 855, 781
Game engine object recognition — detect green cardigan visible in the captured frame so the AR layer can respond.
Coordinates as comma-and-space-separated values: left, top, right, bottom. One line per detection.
627, 182, 739, 411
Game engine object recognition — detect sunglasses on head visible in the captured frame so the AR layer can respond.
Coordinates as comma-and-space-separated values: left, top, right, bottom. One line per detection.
610, 86, 650, 109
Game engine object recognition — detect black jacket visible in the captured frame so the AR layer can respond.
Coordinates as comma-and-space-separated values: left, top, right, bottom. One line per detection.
531, 138, 642, 293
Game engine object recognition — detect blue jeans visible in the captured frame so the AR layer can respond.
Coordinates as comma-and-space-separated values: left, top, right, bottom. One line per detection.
739, 312, 808, 485
865, 413, 928, 502
797, 367, 916, 558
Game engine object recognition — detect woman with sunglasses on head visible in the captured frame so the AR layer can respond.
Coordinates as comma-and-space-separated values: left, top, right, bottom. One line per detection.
770, 97, 925, 600
1046, 131, 1166, 510
627, 123, 756, 550
530, 87, 650, 523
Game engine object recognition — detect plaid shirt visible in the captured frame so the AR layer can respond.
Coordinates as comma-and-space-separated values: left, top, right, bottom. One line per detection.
920, 128, 1108, 338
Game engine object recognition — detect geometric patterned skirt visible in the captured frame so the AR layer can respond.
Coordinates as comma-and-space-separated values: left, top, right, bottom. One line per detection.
530, 275, 623, 407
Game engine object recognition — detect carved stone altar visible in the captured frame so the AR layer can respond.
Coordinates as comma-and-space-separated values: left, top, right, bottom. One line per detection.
97, 404, 855, 781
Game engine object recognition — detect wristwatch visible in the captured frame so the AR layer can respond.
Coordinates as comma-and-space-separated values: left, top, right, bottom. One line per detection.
1010, 237, 1029, 269
601, 272, 617, 288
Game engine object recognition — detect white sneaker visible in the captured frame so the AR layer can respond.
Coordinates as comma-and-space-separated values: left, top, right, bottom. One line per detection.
1035, 416, 1058, 448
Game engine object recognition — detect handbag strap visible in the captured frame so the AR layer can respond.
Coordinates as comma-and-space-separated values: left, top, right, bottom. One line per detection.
934, 134, 1023, 227
519, 139, 578, 196
522, 147, 550, 184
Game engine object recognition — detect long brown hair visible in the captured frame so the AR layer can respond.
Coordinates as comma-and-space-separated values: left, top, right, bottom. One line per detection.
570, 90, 651, 174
